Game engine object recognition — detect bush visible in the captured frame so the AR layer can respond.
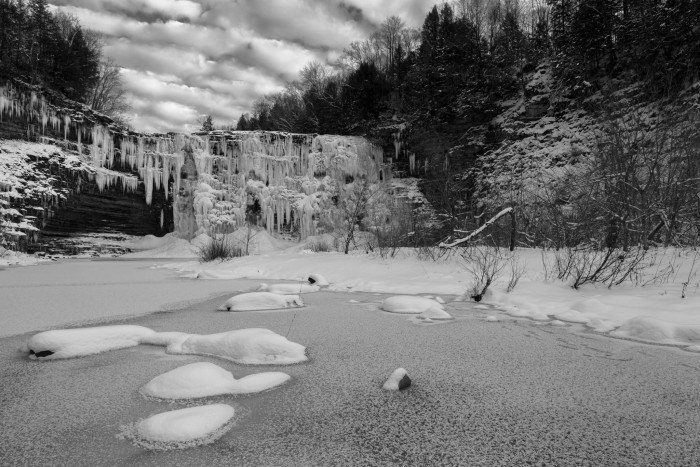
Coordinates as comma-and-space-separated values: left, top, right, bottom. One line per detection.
542, 245, 651, 289
461, 246, 509, 301
307, 238, 334, 252
198, 236, 244, 262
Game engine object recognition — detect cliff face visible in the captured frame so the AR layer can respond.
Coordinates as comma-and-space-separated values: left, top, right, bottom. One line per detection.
1, 80, 389, 252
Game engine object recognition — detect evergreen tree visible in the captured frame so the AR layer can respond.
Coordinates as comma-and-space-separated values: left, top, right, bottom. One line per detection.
200, 115, 214, 132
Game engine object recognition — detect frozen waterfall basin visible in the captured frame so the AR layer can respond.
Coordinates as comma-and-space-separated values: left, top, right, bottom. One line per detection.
0, 261, 699, 465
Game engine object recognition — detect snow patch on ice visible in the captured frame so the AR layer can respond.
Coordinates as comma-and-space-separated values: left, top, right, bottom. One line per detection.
166, 328, 308, 365
141, 362, 290, 399
120, 404, 235, 450
219, 292, 304, 311
26, 325, 155, 360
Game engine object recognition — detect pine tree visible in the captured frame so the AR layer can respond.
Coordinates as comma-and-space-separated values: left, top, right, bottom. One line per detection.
200, 115, 214, 132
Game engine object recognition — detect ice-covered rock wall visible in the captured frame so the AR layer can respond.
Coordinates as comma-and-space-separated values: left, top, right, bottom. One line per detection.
1, 82, 388, 241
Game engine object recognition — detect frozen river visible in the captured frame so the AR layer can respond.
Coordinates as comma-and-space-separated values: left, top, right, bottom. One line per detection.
1, 260, 699, 465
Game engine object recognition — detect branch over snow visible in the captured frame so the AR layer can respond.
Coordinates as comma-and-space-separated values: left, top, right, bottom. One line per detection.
439, 207, 514, 248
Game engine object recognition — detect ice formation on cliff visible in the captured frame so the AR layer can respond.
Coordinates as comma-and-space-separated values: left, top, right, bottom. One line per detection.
1, 84, 389, 241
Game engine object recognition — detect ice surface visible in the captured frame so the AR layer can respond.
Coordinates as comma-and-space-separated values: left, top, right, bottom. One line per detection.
129, 404, 235, 449
167, 328, 308, 365
26, 325, 155, 360
259, 283, 320, 294
220, 292, 304, 311
141, 362, 290, 399
380, 295, 445, 315
418, 307, 453, 320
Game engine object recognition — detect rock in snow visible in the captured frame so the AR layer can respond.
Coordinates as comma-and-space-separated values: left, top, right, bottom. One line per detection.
307, 273, 329, 286
383, 368, 411, 391
259, 283, 320, 294
26, 325, 155, 360
129, 404, 235, 449
141, 362, 290, 399
219, 292, 304, 311
168, 328, 308, 365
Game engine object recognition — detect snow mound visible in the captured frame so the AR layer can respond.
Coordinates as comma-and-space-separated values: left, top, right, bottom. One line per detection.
122, 404, 235, 450
141, 362, 290, 399
167, 328, 308, 365
123, 233, 200, 258
26, 325, 155, 360
259, 283, 320, 294
382, 368, 411, 390
380, 295, 445, 315
485, 315, 500, 322
610, 317, 700, 346
307, 273, 329, 286
222, 228, 294, 255
219, 292, 304, 311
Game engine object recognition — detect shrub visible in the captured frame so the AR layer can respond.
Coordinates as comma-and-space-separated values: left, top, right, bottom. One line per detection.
461, 246, 509, 301
198, 236, 243, 262
307, 238, 334, 252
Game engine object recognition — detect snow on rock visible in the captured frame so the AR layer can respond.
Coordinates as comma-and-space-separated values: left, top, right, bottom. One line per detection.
123, 404, 236, 450
26, 325, 155, 360
307, 273, 329, 286
381, 295, 445, 315
259, 283, 320, 294
166, 328, 308, 365
219, 292, 304, 311
141, 362, 290, 400
382, 368, 411, 391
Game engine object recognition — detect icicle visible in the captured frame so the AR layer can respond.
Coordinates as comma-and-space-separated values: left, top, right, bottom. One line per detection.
160, 209, 164, 229
409, 153, 415, 175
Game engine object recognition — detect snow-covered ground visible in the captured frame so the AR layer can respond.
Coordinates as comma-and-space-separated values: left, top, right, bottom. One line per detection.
143, 244, 700, 351
4, 233, 700, 352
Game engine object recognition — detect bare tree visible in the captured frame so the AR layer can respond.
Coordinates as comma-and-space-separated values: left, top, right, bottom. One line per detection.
379, 16, 405, 71
86, 59, 131, 124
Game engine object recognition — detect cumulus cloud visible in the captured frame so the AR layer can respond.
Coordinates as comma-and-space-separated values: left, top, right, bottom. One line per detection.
49, 0, 435, 132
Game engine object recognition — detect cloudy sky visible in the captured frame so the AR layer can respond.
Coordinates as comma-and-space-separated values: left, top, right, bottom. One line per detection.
48, 0, 435, 133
